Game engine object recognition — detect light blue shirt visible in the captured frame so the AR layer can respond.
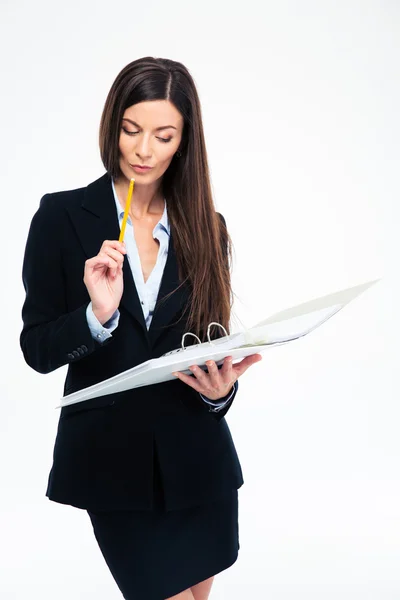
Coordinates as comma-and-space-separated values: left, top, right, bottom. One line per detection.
85, 177, 237, 411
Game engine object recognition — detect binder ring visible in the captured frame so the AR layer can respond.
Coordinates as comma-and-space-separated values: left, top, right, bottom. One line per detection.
207, 322, 228, 345
181, 332, 201, 350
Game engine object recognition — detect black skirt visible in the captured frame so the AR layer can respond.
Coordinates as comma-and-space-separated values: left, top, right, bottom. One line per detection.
87, 441, 240, 600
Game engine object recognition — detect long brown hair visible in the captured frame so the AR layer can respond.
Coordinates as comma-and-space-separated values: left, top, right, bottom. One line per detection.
99, 57, 233, 341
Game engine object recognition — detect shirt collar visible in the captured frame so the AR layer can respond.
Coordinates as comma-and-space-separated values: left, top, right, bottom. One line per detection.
111, 177, 170, 236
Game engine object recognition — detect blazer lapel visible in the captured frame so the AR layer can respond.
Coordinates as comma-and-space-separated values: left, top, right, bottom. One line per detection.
148, 232, 191, 347
65, 172, 147, 334
65, 172, 190, 348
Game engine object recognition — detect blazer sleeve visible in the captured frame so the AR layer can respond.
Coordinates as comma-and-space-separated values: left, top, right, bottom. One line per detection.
19, 193, 112, 375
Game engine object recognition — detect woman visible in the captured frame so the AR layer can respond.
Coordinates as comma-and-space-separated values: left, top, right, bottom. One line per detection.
20, 57, 261, 600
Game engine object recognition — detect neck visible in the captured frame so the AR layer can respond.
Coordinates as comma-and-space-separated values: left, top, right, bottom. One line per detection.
114, 176, 164, 218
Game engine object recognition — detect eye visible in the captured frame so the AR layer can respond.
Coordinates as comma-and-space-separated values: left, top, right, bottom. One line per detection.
122, 127, 139, 136
156, 137, 172, 143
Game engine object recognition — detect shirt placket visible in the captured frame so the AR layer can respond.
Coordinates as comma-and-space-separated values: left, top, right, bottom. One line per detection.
120, 215, 148, 319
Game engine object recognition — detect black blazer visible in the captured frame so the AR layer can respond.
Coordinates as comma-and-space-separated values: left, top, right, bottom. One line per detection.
20, 172, 243, 512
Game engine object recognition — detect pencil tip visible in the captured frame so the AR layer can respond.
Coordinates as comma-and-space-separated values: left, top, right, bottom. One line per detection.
130, 178, 135, 182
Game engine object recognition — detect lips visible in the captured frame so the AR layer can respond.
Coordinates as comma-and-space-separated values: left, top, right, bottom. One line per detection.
130, 164, 152, 170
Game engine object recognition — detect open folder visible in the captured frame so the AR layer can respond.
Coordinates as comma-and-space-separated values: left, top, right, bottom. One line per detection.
58, 279, 379, 408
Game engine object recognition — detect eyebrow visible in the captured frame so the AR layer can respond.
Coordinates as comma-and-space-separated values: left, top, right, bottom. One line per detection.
122, 118, 177, 132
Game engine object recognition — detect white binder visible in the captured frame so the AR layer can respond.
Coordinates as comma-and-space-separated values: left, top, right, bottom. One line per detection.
57, 279, 379, 408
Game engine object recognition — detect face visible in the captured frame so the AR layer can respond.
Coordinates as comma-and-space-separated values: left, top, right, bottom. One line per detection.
117, 100, 184, 186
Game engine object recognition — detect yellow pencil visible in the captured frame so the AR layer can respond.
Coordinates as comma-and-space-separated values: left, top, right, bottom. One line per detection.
118, 178, 135, 243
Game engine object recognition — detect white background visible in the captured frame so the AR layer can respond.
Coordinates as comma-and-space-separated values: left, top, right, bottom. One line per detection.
1, 1, 399, 598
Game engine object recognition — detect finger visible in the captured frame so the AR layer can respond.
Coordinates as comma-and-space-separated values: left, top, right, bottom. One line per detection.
205, 360, 221, 388
219, 358, 236, 389
101, 240, 127, 254
85, 255, 115, 270
87, 255, 119, 277
101, 247, 126, 266
232, 354, 263, 378
188, 364, 211, 390
102, 247, 127, 277
220, 356, 234, 381
172, 370, 203, 393
98, 254, 119, 273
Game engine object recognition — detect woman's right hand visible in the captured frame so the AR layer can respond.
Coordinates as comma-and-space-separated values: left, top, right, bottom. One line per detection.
83, 240, 127, 324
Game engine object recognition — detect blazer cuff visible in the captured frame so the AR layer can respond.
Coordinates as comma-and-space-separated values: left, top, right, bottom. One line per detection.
199, 380, 238, 412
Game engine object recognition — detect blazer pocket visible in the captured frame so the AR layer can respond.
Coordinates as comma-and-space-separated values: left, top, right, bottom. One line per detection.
60, 392, 117, 419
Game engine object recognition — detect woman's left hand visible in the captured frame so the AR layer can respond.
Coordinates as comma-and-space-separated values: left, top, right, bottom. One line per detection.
172, 354, 262, 401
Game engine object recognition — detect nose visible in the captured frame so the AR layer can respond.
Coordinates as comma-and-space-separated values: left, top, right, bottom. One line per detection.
135, 134, 152, 160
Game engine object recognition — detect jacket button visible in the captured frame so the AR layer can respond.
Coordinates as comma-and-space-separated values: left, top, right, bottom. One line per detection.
72, 350, 80, 358
67, 353, 74, 360
81, 345, 88, 352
